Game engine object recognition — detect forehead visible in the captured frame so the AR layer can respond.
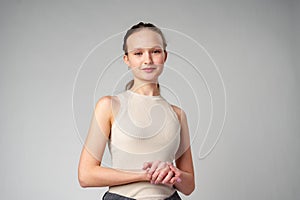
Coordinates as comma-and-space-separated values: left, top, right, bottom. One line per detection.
126, 29, 164, 51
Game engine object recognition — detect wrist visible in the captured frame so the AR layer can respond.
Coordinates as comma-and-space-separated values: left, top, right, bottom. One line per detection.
139, 170, 151, 182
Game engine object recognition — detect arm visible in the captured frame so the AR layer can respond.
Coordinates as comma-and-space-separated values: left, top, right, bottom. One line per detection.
78, 96, 150, 187
172, 108, 195, 195
78, 147, 149, 187
143, 107, 195, 195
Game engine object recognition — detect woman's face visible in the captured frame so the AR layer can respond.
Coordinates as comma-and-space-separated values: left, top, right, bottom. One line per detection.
123, 29, 167, 84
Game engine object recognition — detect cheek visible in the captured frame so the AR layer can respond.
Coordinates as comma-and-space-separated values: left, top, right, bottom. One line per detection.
153, 56, 165, 64
129, 58, 142, 67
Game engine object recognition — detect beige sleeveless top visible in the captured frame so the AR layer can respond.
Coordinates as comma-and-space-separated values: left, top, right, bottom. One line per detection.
108, 90, 181, 199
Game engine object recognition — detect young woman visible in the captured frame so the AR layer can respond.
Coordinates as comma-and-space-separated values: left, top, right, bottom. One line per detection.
78, 22, 195, 200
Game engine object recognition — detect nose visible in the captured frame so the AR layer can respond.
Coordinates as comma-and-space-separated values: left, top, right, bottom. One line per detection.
144, 51, 153, 65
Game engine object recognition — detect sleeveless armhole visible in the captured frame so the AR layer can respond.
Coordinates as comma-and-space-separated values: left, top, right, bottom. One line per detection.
168, 104, 181, 127
168, 104, 185, 160
111, 93, 123, 131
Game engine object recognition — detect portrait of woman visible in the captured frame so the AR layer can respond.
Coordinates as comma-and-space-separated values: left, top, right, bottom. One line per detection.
78, 22, 195, 200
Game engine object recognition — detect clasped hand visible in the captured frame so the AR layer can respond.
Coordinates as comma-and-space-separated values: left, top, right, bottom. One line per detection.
143, 161, 182, 186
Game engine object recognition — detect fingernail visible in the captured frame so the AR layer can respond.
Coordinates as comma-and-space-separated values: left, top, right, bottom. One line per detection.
177, 178, 182, 183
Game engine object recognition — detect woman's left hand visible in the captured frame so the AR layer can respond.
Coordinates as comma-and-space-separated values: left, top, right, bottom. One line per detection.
143, 161, 181, 185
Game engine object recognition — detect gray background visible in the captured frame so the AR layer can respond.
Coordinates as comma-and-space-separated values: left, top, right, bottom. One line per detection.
1, 0, 299, 199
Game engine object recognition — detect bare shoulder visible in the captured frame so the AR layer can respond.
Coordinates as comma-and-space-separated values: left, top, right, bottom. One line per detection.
94, 95, 115, 117
95, 95, 120, 124
95, 95, 119, 108
170, 104, 187, 122
95, 95, 113, 109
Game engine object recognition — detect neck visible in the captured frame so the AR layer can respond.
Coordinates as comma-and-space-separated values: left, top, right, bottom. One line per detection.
130, 79, 160, 96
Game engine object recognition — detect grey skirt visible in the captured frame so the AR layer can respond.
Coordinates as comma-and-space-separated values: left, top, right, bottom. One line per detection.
102, 191, 182, 200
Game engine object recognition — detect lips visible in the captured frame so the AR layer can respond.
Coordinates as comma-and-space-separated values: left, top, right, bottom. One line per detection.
142, 68, 156, 73
142, 67, 155, 70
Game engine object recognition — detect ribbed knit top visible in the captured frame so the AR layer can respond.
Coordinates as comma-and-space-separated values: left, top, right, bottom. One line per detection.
108, 90, 181, 199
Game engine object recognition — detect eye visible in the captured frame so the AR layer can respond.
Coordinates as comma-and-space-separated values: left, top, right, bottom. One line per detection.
152, 49, 162, 54
134, 52, 143, 56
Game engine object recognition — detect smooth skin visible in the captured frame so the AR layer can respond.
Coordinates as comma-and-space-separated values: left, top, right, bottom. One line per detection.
78, 28, 195, 195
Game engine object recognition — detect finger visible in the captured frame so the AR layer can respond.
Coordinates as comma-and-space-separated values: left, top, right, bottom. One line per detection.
154, 168, 169, 184
166, 161, 172, 166
177, 178, 182, 183
151, 170, 160, 183
170, 176, 182, 184
167, 163, 175, 169
168, 165, 181, 184
162, 170, 174, 184
148, 160, 160, 175
142, 161, 151, 170
151, 162, 168, 183
168, 164, 178, 174
154, 174, 164, 184
170, 176, 180, 184
157, 161, 167, 170
155, 162, 168, 176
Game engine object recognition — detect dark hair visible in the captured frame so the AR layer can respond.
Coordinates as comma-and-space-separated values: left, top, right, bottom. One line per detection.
124, 22, 166, 91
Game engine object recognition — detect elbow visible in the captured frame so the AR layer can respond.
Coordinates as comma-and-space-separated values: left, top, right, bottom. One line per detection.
182, 182, 195, 196
78, 176, 88, 188
78, 168, 90, 188
185, 186, 195, 196
182, 188, 195, 196
78, 173, 87, 188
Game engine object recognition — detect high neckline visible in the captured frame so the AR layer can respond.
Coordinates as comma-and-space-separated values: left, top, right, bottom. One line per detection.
127, 89, 162, 99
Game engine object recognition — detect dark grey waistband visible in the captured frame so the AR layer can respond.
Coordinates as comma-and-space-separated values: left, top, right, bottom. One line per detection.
102, 191, 182, 200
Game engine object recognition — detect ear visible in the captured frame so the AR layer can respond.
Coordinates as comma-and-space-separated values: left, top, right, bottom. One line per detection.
163, 50, 168, 62
123, 54, 130, 66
